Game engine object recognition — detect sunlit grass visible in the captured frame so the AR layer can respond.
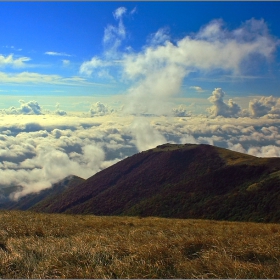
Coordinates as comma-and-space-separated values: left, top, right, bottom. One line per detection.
0, 210, 280, 278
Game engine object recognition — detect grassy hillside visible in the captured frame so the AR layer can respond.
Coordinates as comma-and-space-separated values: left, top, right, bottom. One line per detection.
0, 210, 280, 278
28, 144, 280, 223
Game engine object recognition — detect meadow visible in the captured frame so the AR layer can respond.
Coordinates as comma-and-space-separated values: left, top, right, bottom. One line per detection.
0, 210, 280, 278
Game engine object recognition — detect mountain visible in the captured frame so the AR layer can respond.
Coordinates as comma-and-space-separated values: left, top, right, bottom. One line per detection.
27, 143, 280, 223
1, 175, 85, 211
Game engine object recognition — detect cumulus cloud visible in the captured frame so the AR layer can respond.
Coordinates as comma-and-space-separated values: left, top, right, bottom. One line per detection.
54, 103, 67, 116
249, 96, 280, 118
172, 105, 191, 117
207, 88, 241, 117
89, 102, 113, 116
3, 100, 43, 115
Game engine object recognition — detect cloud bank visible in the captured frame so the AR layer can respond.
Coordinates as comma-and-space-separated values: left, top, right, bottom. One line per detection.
1, 107, 280, 200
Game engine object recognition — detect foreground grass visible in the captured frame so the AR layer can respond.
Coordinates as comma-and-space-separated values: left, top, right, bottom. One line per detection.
0, 211, 280, 278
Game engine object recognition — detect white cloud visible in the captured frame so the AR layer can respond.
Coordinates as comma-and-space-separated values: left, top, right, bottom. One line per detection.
147, 28, 170, 46
79, 13, 278, 117
123, 63, 186, 115
79, 6, 130, 77
123, 18, 277, 79
172, 105, 191, 117
3, 100, 43, 115
248, 145, 280, 157
130, 7, 137, 15
0, 113, 280, 200
103, 7, 127, 58
45, 51, 71, 57
249, 96, 280, 118
0, 54, 31, 68
89, 102, 113, 116
190, 86, 205, 93
130, 118, 167, 152
113, 7, 127, 20
55, 109, 67, 116
80, 57, 111, 76
121, 18, 277, 116
62, 59, 70, 66
54, 103, 67, 116
207, 88, 241, 117
0, 71, 92, 86
1, 100, 69, 116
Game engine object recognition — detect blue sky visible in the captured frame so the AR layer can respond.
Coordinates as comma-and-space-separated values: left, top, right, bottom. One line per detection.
0, 1, 280, 100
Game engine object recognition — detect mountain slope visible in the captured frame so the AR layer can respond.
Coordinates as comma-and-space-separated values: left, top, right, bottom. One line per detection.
30, 143, 280, 222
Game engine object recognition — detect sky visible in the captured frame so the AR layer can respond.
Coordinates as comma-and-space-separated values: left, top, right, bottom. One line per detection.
1, 2, 280, 199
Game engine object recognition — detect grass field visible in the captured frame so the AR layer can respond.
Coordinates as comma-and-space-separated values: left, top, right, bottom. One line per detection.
0, 210, 280, 278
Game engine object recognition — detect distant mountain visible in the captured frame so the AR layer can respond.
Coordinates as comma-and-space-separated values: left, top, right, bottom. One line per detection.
26, 143, 280, 223
2, 175, 85, 211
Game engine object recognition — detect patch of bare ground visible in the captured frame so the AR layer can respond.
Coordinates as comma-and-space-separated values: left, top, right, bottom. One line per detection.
0, 210, 280, 278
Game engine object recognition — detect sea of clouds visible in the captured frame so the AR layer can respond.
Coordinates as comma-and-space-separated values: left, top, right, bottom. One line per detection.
1, 92, 280, 199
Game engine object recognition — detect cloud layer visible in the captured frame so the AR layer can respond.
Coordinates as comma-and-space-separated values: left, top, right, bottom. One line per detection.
1, 105, 280, 200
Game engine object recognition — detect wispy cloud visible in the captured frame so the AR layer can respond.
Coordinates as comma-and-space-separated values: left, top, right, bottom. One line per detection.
190, 86, 205, 93
62, 60, 70, 66
103, 6, 127, 58
113, 7, 127, 20
79, 57, 112, 76
0, 72, 110, 86
147, 27, 170, 47
45, 51, 71, 57
0, 54, 31, 68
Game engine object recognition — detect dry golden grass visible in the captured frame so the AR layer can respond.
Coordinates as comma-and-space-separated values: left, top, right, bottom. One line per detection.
0, 210, 280, 278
